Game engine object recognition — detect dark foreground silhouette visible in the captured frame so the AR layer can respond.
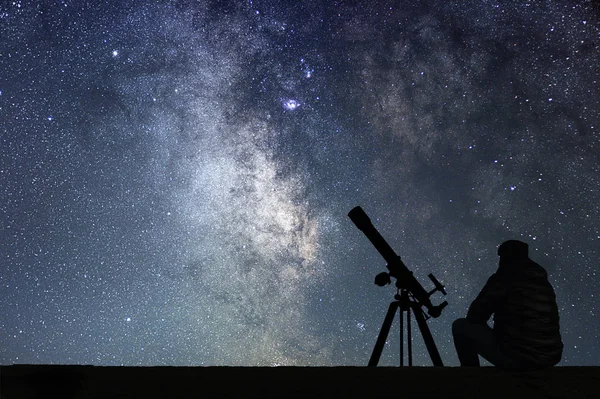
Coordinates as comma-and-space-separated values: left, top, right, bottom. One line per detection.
1, 365, 598, 399
453, 240, 563, 369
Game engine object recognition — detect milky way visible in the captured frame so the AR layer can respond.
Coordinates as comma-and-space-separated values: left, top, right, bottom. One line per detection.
1, 1, 598, 366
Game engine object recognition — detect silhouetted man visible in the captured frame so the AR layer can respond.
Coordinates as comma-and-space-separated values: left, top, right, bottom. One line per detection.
452, 240, 563, 369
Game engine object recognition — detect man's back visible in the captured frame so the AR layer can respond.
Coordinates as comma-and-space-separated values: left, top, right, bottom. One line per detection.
492, 258, 563, 367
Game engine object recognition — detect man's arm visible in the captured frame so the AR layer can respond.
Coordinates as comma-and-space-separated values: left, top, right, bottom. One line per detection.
466, 274, 507, 324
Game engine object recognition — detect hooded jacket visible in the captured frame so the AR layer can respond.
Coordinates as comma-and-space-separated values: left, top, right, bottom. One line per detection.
466, 257, 563, 367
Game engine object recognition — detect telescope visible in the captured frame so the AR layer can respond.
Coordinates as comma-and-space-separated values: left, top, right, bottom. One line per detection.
348, 206, 448, 366
348, 206, 448, 318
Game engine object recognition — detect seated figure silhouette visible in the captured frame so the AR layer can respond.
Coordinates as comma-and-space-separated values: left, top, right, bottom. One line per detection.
452, 240, 563, 369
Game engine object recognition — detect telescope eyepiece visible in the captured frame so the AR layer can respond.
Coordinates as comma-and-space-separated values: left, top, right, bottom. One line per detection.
428, 273, 447, 296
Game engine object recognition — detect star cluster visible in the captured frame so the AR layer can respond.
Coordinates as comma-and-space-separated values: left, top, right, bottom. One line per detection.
1, 1, 598, 366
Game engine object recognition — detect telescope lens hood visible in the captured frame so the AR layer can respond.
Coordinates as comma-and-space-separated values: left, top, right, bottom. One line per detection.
348, 206, 372, 232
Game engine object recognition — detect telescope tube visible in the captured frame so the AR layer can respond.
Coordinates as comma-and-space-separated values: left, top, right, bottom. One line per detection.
348, 206, 445, 317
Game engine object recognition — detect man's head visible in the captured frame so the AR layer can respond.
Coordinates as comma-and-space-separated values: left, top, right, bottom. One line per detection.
497, 240, 529, 260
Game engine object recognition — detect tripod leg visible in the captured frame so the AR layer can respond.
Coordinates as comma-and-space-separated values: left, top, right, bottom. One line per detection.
399, 306, 403, 367
412, 305, 444, 366
368, 301, 399, 367
407, 305, 412, 367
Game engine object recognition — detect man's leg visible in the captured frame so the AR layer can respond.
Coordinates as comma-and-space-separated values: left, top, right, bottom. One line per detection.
452, 318, 483, 366
452, 318, 516, 368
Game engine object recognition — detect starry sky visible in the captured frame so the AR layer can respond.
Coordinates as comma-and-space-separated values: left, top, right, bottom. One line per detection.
1, 1, 599, 367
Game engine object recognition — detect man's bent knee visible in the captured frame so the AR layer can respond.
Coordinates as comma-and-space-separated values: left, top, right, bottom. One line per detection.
452, 318, 470, 336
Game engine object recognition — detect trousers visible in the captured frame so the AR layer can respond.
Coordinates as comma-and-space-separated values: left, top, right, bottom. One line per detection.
452, 318, 540, 369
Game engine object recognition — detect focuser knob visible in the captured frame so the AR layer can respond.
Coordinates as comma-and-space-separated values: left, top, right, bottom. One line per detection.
374, 272, 391, 286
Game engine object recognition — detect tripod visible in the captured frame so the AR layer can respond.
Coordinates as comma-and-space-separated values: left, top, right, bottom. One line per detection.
368, 288, 444, 367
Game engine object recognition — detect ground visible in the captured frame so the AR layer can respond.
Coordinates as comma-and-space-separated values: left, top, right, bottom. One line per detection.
1, 365, 598, 399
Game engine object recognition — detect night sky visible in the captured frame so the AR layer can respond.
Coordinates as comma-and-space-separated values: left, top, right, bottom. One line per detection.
1, 1, 598, 367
